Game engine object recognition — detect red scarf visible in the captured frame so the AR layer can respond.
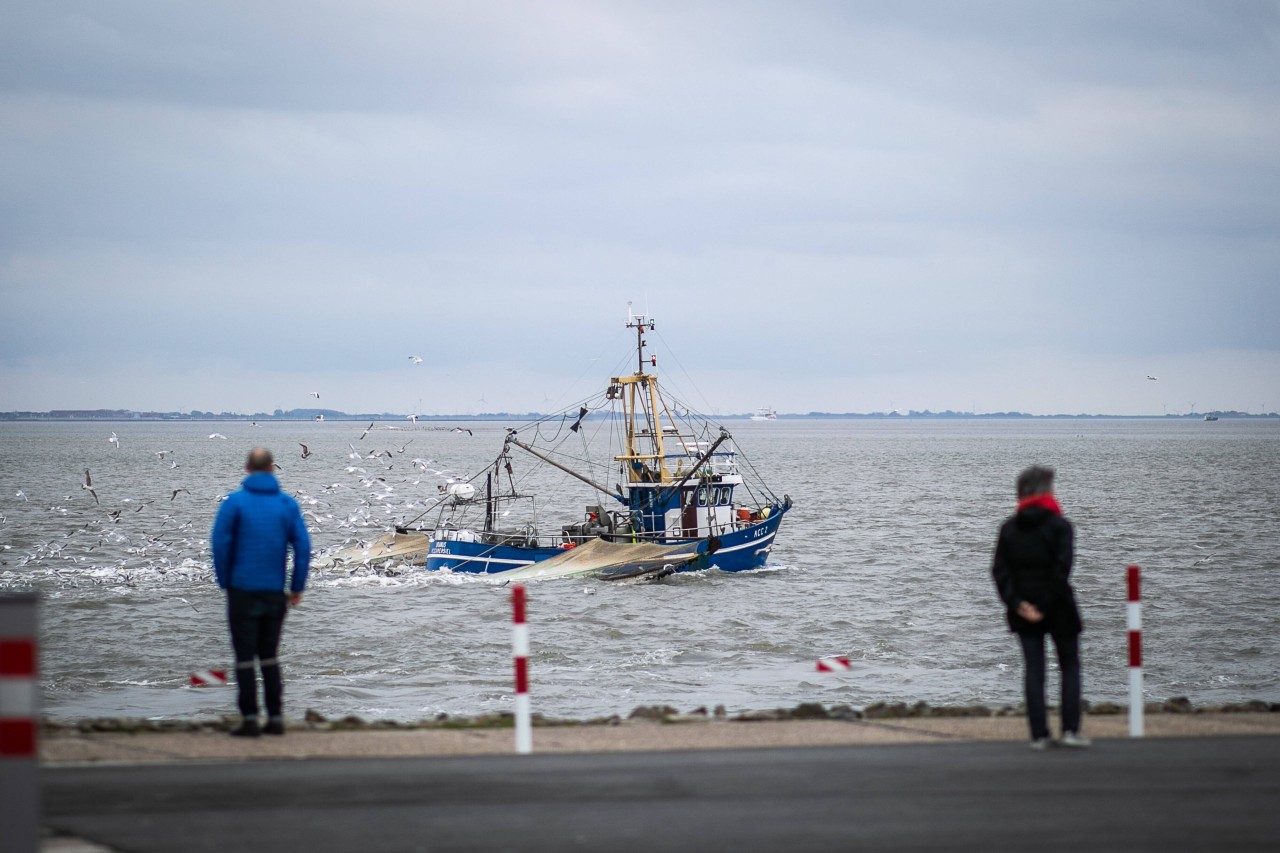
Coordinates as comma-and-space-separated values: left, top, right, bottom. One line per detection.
1017, 493, 1062, 514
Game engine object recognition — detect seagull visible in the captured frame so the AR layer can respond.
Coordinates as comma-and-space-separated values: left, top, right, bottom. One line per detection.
348, 443, 362, 460
208, 433, 227, 440
310, 391, 321, 399
406, 414, 418, 425
154, 450, 173, 459
452, 427, 473, 436
360, 422, 375, 440
408, 356, 423, 364
300, 443, 312, 459
81, 470, 99, 505
314, 414, 324, 422
1147, 375, 1159, 381
396, 439, 413, 454
15, 490, 28, 502
108, 432, 119, 449
170, 488, 189, 501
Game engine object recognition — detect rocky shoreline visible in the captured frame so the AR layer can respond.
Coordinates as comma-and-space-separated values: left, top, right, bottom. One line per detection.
43, 696, 1280, 735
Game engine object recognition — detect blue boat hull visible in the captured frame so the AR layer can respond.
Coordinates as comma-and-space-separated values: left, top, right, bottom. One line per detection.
424, 503, 788, 576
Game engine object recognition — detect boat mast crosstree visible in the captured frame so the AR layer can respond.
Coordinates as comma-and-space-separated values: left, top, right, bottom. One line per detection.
423, 309, 792, 579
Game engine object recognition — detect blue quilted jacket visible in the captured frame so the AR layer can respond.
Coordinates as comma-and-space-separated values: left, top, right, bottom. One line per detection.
212, 472, 311, 593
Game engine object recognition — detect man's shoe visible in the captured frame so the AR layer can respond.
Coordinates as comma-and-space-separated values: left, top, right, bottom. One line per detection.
230, 719, 261, 738
1061, 731, 1091, 748
263, 718, 285, 736
1029, 737, 1050, 751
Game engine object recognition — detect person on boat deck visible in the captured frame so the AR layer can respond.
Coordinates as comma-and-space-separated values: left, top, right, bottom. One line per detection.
212, 447, 311, 737
991, 465, 1089, 750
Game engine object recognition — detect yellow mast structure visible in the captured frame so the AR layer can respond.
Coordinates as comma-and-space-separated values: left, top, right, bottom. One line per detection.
613, 312, 668, 485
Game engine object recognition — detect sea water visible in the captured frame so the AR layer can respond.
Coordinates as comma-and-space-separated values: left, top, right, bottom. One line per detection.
1, 418, 1277, 722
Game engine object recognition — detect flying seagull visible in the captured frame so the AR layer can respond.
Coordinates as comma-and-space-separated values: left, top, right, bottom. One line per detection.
408, 355, 423, 364
169, 488, 189, 501
81, 470, 99, 505
208, 433, 227, 440
300, 443, 312, 459
407, 414, 418, 425
108, 432, 119, 449
1147, 375, 1159, 381
360, 422, 375, 440
452, 427, 473, 436
310, 391, 321, 399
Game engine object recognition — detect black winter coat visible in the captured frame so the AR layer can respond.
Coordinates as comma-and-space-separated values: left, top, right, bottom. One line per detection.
991, 506, 1082, 636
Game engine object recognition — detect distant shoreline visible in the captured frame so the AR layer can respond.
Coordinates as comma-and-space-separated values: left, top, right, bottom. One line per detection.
2, 410, 1277, 422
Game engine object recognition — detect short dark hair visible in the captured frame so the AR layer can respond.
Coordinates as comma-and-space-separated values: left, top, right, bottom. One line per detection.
1016, 465, 1055, 498
245, 447, 275, 473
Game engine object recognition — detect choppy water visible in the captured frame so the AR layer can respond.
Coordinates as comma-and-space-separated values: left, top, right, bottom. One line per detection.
2, 418, 1277, 722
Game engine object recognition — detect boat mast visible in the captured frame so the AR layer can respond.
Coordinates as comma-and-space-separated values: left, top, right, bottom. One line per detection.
615, 308, 668, 484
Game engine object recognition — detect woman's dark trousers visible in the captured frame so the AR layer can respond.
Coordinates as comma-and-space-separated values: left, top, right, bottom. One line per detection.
1019, 630, 1082, 740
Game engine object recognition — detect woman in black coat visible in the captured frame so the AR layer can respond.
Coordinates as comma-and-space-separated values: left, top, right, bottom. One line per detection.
992, 466, 1088, 749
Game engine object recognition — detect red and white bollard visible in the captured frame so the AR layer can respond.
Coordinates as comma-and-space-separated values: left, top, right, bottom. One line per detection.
512, 585, 532, 755
1127, 565, 1143, 737
1, 593, 40, 853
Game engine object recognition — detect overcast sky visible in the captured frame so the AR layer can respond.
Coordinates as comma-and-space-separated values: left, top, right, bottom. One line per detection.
2, 1, 1278, 416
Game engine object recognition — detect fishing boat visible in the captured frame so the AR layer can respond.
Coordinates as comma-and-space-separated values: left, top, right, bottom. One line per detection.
750, 406, 778, 421
423, 310, 792, 578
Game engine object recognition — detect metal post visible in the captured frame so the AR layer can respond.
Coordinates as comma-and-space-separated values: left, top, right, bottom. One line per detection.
1127, 565, 1143, 737
512, 585, 532, 754
1, 593, 40, 853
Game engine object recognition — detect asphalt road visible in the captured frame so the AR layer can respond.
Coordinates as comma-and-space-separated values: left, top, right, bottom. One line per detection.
42, 737, 1280, 852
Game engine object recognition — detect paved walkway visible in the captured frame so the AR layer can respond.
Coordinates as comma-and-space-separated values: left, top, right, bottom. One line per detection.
40, 733, 1280, 852
41, 711, 1280, 764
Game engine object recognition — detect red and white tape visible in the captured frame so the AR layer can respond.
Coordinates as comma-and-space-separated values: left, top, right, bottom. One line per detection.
190, 669, 229, 687
1128, 564, 1143, 737
512, 585, 531, 754
0, 636, 38, 758
816, 656, 852, 673
2, 593, 41, 853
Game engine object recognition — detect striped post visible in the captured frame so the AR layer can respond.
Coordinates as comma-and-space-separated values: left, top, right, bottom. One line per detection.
512, 585, 532, 755
1127, 565, 1143, 737
1, 593, 40, 853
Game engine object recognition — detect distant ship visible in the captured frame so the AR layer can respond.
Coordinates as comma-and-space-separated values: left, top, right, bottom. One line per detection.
750, 407, 778, 421
1204, 413, 1219, 421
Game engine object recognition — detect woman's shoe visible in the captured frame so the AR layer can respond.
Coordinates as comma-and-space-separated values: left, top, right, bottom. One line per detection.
1061, 731, 1091, 748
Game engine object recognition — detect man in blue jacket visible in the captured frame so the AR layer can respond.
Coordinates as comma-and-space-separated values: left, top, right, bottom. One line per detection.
212, 447, 311, 737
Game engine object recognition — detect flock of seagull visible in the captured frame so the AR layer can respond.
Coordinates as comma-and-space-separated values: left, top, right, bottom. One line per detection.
2, 419, 478, 586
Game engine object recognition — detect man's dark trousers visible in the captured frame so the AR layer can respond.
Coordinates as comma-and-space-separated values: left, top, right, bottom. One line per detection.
227, 589, 288, 719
